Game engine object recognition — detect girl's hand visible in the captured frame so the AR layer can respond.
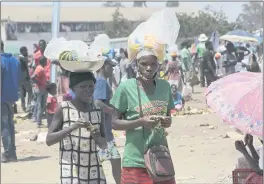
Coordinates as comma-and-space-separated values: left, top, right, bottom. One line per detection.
71, 118, 91, 130
90, 127, 101, 138
235, 140, 247, 153
244, 134, 253, 147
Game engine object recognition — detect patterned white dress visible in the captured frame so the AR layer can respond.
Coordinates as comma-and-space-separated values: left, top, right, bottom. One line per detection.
60, 101, 106, 184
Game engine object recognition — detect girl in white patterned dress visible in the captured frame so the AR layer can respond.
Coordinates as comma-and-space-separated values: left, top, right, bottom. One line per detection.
46, 72, 107, 184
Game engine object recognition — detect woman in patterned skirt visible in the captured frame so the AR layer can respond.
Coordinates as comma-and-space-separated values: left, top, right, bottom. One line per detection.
46, 72, 107, 184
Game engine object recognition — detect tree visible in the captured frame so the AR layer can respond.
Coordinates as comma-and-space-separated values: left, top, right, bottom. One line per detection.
104, 8, 134, 38
166, 1, 179, 7
103, 1, 124, 7
236, 2, 263, 31
176, 6, 236, 38
133, 1, 147, 7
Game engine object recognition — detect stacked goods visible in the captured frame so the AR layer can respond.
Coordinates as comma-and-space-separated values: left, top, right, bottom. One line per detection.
172, 106, 213, 116
128, 35, 166, 62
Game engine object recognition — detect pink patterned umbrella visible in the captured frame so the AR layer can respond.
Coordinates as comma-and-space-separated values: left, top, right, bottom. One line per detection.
205, 72, 263, 136
205, 72, 259, 94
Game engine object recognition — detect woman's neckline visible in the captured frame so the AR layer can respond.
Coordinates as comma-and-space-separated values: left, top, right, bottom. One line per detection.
135, 78, 157, 96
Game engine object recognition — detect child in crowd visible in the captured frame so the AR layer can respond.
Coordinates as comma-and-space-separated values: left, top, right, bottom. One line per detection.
46, 83, 57, 128
171, 84, 185, 113
31, 56, 47, 127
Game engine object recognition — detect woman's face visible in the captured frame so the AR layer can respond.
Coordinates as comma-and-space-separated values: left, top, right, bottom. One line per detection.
72, 80, 95, 103
120, 52, 126, 59
138, 55, 159, 79
171, 85, 177, 94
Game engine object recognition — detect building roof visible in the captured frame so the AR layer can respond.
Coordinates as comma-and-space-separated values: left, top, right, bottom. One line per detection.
1, 6, 197, 22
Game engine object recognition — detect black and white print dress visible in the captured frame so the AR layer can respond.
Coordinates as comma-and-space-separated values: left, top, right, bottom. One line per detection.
60, 101, 106, 184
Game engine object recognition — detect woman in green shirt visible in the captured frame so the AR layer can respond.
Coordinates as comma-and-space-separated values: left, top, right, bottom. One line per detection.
110, 49, 176, 184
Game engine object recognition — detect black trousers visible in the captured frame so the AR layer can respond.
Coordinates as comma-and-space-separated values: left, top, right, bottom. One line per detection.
204, 71, 216, 87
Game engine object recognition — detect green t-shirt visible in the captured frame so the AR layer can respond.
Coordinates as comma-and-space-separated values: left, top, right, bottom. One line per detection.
180, 48, 192, 71
196, 42, 206, 58
110, 78, 175, 168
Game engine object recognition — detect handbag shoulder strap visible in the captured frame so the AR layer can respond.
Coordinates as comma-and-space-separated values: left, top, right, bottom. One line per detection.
136, 79, 144, 118
136, 79, 149, 149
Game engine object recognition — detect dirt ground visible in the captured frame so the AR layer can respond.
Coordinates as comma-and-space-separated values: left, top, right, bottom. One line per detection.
1, 87, 259, 184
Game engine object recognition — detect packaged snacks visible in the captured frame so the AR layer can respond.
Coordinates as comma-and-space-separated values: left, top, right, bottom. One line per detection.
128, 34, 166, 62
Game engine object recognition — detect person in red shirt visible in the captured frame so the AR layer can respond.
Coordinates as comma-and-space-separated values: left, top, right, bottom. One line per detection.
33, 43, 40, 54
46, 83, 57, 128
31, 56, 47, 128
33, 40, 51, 81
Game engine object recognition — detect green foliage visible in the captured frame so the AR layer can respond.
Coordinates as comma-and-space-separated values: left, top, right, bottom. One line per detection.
236, 2, 263, 31
177, 6, 236, 38
104, 8, 133, 38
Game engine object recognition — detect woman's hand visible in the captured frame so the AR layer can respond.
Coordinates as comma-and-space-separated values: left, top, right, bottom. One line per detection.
140, 116, 157, 129
235, 140, 247, 153
160, 116, 172, 128
244, 134, 253, 147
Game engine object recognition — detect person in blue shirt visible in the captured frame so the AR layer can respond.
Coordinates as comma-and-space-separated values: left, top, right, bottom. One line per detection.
1, 40, 21, 163
171, 84, 185, 112
94, 58, 121, 184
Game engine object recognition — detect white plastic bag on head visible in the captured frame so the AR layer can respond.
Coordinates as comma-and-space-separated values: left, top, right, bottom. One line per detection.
127, 9, 180, 62
144, 8, 180, 45
44, 37, 89, 60
129, 9, 180, 45
129, 22, 147, 43
90, 34, 111, 55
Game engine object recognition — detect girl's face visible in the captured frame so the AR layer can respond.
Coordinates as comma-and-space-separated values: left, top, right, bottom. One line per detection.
103, 63, 114, 78
49, 87, 57, 96
138, 55, 159, 79
33, 45, 37, 52
72, 80, 95, 103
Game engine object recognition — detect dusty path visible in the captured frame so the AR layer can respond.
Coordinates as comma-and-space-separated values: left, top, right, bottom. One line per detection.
1, 87, 255, 184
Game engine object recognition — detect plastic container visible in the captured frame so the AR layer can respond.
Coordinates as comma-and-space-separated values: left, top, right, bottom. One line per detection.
232, 168, 254, 184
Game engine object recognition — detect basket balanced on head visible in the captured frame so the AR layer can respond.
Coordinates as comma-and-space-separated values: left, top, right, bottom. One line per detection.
58, 50, 104, 73
44, 38, 105, 73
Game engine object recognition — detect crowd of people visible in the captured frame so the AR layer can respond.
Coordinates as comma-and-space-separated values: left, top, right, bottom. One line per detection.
1, 31, 263, 183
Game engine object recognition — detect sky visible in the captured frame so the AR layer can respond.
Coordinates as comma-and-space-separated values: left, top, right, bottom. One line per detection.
2, 1, 246, 22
